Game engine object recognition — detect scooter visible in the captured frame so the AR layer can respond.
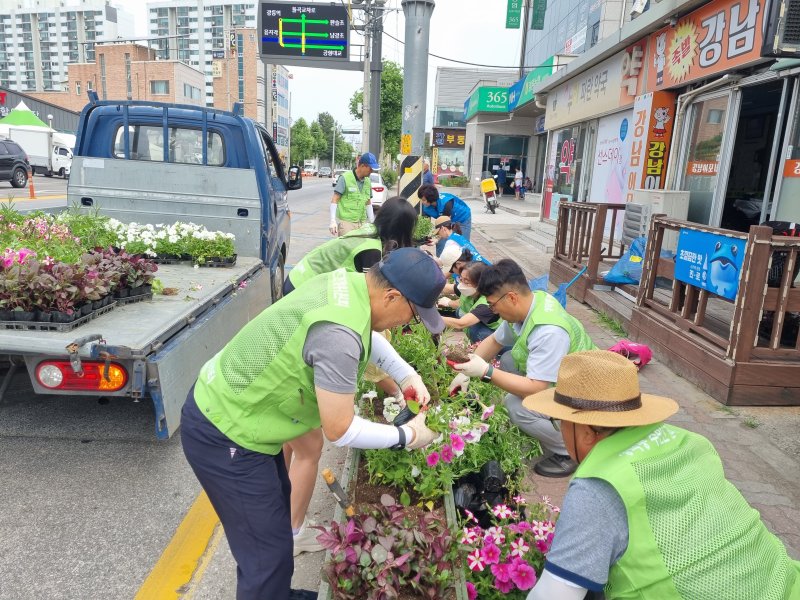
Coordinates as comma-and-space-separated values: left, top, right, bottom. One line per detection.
480, 171, 499, 214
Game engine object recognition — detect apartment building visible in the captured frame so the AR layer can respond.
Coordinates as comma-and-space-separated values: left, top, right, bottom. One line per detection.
0, 0, 133, 92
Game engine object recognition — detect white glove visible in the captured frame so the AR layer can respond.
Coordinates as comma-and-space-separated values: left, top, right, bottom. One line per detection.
398, 373, 431, 406
448, 373, 470, 396
393, 389, 406, 407
452, 354, 490, 378
404, 412, 438, 450
329, 220, 338, 236
437, 297, 452, 308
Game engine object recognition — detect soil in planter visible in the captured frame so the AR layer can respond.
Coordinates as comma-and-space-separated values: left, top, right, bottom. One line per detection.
443, 343, 470, 364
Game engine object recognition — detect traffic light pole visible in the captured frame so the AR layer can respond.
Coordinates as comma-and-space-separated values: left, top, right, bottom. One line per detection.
368, 3, 384, 156
401, 0, 435, 157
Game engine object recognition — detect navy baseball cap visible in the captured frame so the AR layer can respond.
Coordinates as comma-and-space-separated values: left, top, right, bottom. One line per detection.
379, 248, 446, 334
359, 152, 380, 170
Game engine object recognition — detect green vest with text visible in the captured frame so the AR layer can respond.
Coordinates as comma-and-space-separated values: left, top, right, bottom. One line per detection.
509, 291, 595, 372
337, 170, 371, 222
575, 423, 800, 599
193, 270, 373, 455
459, 294, 500, 331
288, 224, 382, 289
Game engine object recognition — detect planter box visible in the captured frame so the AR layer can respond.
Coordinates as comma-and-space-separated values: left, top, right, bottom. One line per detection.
317, 447, 469, 600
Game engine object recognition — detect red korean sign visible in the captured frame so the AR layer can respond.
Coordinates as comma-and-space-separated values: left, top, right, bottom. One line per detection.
625, 91, 677, 201
646, 0, 766, 92
686, 161, 720, 176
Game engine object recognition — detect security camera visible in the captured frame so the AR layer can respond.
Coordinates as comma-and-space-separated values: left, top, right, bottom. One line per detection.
666, 16, 678, 28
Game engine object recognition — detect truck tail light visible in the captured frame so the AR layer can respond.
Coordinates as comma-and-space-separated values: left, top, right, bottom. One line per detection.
35, 360, 128, 392
372, 186, 385, 192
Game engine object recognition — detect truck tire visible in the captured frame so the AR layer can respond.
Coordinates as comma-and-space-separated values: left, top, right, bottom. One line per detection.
271, 253, 285, 303
58, 168, 66, 177
11, 168, 27, 188
44, 170, 53, 177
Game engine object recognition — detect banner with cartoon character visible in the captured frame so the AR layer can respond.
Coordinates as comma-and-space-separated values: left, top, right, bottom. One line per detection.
646, 0, 767, 92
675, 228, 746, 300
624, 91, 677, 202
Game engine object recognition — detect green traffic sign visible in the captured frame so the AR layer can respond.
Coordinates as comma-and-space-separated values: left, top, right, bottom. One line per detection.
531, 0, 547, 30
506, 0, 522, 29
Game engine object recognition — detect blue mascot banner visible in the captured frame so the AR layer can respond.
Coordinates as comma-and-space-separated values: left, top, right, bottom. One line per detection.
675, 229, 746, 301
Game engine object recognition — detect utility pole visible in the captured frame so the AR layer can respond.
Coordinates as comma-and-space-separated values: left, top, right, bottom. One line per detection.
332, 125, 337, 169
518, 0, 531, 79
361, 0, 372, 155
369, 1, 385, 156
401, 0, 435, 157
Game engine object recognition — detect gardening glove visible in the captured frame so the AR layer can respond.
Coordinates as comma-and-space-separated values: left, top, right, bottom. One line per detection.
437, 297, 452, 308
451, 354, 490, 379
328, 220, 338, 236
398, 373, 431, 407
404, 412, 438, 450
392, 388, 406, 408
448, 373, 470, 396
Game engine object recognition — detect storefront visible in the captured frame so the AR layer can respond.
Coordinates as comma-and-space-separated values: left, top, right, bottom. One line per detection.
431, 127, 466, 184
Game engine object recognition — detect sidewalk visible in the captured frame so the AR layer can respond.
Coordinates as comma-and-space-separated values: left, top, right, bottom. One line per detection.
469, 222, 800, 560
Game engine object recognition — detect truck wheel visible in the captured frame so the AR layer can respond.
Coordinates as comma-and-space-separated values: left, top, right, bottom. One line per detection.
58, 168, 65, 177
44, 170, 53, 177
11, 168, 27, 188
271, 254, 285, 303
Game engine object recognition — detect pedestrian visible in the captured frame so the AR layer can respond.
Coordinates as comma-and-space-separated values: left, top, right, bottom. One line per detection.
417, 183, 472, 252
448, 258, 596, 478
433, 216, 490, 266
438, 261, 500, 343
496, 166, 507, 197
181, 248, 445, 600
525, 350, 800, 600
524, 176, 534, 195
514, 167, 524, 200
422, 160, 435, 186
330, 152, 380, 237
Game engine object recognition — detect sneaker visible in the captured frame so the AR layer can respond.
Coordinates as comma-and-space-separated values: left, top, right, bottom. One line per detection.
293, 519, 324, 556
533, 454, 578, 478
289, 590, 318, 600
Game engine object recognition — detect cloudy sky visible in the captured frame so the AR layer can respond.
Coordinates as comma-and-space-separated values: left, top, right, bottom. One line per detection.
119, 0, 522, 131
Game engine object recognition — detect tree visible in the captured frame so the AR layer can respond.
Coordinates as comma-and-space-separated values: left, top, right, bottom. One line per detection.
349, 60, 403, 158
290, 118, 313, 164
309, 121, 327, 159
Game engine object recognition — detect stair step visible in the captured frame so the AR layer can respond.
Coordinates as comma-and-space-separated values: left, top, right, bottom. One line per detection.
517, 228, 555, 253
498, 203, 539, 217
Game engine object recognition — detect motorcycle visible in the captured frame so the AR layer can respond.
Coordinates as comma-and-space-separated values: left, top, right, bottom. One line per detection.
480, 170, 499, 214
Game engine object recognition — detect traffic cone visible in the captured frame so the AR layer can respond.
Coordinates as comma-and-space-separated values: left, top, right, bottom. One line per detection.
28, 170, 35, 199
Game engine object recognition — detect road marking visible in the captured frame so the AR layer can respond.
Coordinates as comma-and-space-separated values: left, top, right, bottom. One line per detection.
134, 491, 220, 600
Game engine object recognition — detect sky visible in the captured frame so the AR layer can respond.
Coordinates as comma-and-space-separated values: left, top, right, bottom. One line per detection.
119, 0, 522, 132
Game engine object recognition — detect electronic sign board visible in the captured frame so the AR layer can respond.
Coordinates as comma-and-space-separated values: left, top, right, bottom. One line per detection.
260, 2, 350, 61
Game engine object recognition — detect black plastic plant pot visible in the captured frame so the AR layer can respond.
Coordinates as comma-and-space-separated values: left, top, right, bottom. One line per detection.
392, 405, 418, 427
80, 303, 92, 316
480, 460, 507, 493
35, 310, 52, 323
13, 310, 35, 322
0, 310, 12, 321
51, 311, 75, 323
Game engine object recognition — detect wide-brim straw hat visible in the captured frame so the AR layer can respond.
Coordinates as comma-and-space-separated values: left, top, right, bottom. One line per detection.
523, 350, 678, 427
433, 216, 452, 230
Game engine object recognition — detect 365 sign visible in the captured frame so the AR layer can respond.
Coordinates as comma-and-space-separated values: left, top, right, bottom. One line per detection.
506, 0, 522, 29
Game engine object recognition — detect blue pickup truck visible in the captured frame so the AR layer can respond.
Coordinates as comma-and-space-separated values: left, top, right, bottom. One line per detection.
0, 94, 301, 439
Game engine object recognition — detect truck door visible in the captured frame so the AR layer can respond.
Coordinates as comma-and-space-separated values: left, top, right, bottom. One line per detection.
256, 128, 290, 269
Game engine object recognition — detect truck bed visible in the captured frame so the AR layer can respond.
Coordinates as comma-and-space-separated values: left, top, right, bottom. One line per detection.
0, 256, 263, 357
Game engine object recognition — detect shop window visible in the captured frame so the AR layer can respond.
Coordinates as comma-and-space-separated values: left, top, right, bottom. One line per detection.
707, 109, 724, 124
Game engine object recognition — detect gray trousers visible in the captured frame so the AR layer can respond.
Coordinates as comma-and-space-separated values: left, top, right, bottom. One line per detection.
500, 352, 568, 456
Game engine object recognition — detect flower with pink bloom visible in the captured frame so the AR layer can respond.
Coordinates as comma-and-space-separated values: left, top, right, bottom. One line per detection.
510, 537, 530, 558
465, 582, 477, 600
16, 248, 36, 263
513, 495, 527, 505
485, 526, 506, 545
516, 521, 532, 533
426, 451, 440, 467
492, 504, 513, 519
480, 403, 495, 420
462, 430, 476, 443
467, 548, 485, 572
509, 558, 537, 590
536, 538, 551, 553
440, 444, 454, 463
463, 508, 477, 524
480, 542, 501, 565
494, 578, 515, 593
490, 562, 512, 582
461, 527, 479, 544
450, 433, 465, 452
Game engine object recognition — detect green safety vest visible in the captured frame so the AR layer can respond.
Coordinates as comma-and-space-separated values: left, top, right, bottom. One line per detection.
459, 294, 500, 331
193, 269, 373, 455
575, 423, 800, 599
509, 291, 596, 372
336, 170, 371, 222
288, 224, 382, 289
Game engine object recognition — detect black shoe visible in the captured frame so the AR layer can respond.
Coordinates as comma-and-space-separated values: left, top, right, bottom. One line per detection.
289, 590, 318, 600
533, 454, 578, 478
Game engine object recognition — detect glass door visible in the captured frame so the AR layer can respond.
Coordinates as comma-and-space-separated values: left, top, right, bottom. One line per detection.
772, 77, 800, 223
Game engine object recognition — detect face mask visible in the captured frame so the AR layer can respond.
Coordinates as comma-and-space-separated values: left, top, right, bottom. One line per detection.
459, 285, 477, 296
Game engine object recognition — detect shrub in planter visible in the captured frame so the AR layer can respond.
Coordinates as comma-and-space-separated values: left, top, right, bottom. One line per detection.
413, 217, 434, 244
318, 494, 457, 600
185, 230, 236, 264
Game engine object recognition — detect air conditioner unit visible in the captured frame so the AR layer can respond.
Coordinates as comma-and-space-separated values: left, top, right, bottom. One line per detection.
625, 190, 690, 251
762, 0, 800, 56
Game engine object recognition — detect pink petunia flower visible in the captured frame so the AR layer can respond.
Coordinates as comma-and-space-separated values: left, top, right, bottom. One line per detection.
426, 451, 440, 467
515, 521, 532, 533
440, 444, 454, 463
509, 558, 537, 590
513, 495, 527, 505
490, 562, 512, 582
466, 582, 477, 600
467, 548, 485, 572
480, 542, 501, 565
495, 578, 515, 593
460, 527, 479, 545
480, 403, 495, 420
492, 504, 513, 519
510, 537, 530, 558
485, 526, 506, 545
450, 433, 465, 452
463, 508, 477, 524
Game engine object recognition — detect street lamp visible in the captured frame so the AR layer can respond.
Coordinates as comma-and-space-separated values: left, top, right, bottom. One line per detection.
47, 113, 53, 129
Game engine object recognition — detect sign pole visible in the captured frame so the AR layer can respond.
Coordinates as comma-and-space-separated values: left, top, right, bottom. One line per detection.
400, 0, 435, 157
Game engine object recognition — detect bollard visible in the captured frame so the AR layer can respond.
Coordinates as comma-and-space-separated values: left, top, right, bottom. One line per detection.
28, 169, 35, 199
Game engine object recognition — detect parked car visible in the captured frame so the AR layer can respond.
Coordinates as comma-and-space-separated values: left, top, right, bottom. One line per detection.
319, 166, 332, 178
370, 172, 388, 209
302, 167, 315, 177
332, 168, 348, 186
0, 139, 31, 188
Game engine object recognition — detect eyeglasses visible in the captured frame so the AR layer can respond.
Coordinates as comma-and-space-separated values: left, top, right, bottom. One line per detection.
549, 417, 560, 432
487, 292, 510, 311
406, 298, 420, 325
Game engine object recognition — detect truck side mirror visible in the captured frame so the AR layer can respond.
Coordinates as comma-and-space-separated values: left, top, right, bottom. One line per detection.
286, 165, 302, 190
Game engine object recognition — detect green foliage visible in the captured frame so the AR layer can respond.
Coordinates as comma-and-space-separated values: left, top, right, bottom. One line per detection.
291, 114, 355, 169
57, 205, 119, 250
290, 117, 314, 164
349, 60, 404, 156
412, 215, 433, 242
381, 169, 397, 189
438, 175, 469, 187
596, 311, 626, 336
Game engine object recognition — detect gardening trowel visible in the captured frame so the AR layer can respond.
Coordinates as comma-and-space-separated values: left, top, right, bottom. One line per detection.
321, 468, 355, 517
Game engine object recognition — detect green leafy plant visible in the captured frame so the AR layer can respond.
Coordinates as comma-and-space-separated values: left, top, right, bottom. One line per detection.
596, 311, 626, 336
381, 169, 397, 188
413, 215, 434, 243
318, 494, 457, 599
439, 175, 469, 187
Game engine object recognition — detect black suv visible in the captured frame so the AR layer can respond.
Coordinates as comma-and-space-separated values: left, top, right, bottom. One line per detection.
0, 140, 30, 188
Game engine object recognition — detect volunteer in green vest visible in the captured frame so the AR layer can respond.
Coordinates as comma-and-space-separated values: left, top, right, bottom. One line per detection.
437, 261, 500, 343
329, 152, 380, 236
447, 258, 596, 478
181, 248, 446, 600
524, 350, 800, 600
286, 196, 417, 294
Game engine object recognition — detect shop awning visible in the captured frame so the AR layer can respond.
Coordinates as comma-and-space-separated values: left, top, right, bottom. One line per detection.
769, 58, 800, 71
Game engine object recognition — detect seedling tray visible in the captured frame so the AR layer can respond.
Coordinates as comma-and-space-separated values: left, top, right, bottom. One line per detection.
0, 302, 118, 333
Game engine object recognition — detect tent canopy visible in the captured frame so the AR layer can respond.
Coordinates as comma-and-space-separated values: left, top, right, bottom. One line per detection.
0, 101, 50, 128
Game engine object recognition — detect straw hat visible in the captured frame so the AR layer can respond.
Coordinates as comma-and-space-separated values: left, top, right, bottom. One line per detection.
433, 216, 452, 230
523, 350, 678, 427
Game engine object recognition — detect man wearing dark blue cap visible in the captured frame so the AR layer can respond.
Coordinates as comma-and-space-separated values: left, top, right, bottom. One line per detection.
330, 152, 381, 237
181, 248, 445, 600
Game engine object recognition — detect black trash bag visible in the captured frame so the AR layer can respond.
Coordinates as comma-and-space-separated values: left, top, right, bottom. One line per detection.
481, 460, 507, 493
453, 482, 479, 512
392, 406, 417, 426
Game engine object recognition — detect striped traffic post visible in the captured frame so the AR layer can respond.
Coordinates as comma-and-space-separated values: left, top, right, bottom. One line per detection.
398, 154, 423, 206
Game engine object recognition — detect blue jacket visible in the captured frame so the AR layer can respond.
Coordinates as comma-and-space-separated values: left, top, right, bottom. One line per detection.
422, 192, 471, 225
422, 170, 435, 185
442, 233, 491, 266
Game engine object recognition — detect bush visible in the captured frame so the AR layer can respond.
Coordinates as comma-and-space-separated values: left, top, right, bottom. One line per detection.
381, 169, 397, 188
439, 175, 469, 187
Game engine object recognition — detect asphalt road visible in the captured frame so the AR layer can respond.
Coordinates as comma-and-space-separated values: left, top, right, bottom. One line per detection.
0, 177, 337, 600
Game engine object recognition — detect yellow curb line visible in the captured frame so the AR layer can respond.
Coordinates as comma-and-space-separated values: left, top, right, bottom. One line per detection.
134, 491, 220, 600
